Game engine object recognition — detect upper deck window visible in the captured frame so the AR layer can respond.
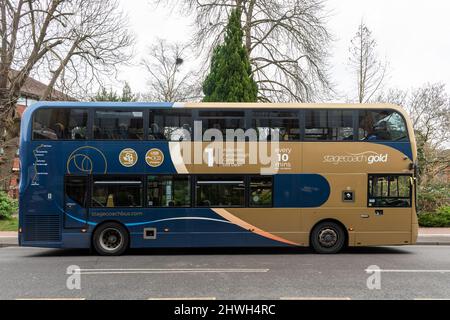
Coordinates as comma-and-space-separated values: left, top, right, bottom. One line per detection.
199, 110, 245, 141
149, 110, 192, 141
253, 110, 300, 141
94, 110, 143, 140
358, 110, 409, 141
33, 108, 88, 140
305, 110, 354, 141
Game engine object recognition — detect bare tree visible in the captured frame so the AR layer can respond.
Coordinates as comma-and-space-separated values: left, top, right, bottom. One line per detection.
0, 0, 133, 136
376, 84, 450, 184
349, 21, 387, 103
40, 0, 133, 100
408, 84, 449, 183
142, 39, 201, 102
0, 0, 133, 189
156, 0, 332, 102
1, 0, 64, 137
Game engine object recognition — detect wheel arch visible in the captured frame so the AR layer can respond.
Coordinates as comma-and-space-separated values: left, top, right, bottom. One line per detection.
91, 220, 131, 248
309, 218, 349, 247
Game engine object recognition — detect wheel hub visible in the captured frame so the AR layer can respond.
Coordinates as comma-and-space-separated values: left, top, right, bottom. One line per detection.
100, 228, 123, 251
318, 228, 338, 248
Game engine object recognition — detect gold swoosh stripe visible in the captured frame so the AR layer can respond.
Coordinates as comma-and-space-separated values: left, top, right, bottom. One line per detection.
212, 208, 299, 246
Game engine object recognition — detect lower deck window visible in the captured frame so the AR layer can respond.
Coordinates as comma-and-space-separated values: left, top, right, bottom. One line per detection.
65, 176, 87, 207
92, 178, 142, 207
148, 176, 191, 207
86, 175, 273, 208
368, 175, 411, 207
249, 176, 273, 207
196, 176, 245, 207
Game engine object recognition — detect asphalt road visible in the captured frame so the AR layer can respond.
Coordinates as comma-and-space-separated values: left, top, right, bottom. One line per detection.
0, 246, 449, 300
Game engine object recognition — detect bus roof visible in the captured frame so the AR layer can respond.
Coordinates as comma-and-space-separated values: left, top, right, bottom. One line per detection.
24, 101, 407, 113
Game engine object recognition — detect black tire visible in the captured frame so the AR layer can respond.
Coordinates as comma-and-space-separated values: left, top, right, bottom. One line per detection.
93, 222, 129, 256
310, 221, 346, 254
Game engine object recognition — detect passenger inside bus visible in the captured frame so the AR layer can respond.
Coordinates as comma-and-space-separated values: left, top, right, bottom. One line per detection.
149, 123, 165, 140
103, 191, 140, 207
360, 111, 387, 140
52, 123, 65, 139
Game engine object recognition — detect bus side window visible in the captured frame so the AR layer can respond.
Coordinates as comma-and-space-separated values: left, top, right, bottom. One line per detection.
65, 176, 87, 207
249, 176, 273, 207
33, 108, 88, 140
149, 110, 192, 141
253, 110, 300, 141
198, 111, 245, 141
92, 178, 143, 208
368, 175, 412, 207
358, 110, 409, 141
304, 110, 353, 141
94, 110, 143, 140
147, 175, 191, 207
195, 176, 245, 207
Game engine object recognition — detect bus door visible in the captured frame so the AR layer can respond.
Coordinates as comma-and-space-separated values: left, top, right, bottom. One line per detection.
64, 175, 89, 229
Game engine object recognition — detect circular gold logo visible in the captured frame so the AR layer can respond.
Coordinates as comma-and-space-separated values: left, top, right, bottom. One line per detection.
119, 148, 138, 167
145, 148, 164, 167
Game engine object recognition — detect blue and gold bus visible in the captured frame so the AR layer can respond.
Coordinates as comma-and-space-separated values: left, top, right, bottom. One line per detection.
19, 102, 418, 255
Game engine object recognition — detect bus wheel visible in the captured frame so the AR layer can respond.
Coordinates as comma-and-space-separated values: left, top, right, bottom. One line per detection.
310, 221, 346, 254
93, 222, 129, 256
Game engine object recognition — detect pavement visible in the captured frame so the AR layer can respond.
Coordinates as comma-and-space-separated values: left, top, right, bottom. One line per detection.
2, 229, 450, 248
0, 245, 450, 299
0, 232, 18, 248
416, 228, 450, 245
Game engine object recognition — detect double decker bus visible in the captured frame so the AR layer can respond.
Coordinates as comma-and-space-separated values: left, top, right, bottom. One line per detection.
19, 102, 418, 255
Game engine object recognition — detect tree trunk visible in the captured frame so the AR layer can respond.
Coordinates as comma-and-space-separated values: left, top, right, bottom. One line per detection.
244, 0, 256, 54
0, 96, 20, 194
41, 40, 79, 100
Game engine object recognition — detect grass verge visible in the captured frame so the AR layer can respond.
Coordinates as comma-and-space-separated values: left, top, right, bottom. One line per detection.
0, 217, 18, 232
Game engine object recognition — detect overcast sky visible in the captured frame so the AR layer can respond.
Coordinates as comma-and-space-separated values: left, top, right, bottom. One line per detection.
116, 0, 450, 101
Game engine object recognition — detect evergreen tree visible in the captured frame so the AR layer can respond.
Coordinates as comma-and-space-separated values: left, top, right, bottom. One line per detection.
121, 82, 138, 102
93, 87, 119, 102
93, 82, 137, 102
202, 9, 258, 102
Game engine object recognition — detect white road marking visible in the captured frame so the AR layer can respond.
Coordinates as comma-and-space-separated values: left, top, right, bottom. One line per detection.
79, 268, 269, 275
412, 245, 450, 247
148, 297, 216, 300
418, 234, 450, 237
365, 269, 450, 273
16, 298, 86, 300
280, 297, 351, 300
414, 298, 450, 300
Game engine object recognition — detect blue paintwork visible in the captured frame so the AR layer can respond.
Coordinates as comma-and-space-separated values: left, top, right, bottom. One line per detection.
274, 174, 330, 207
18, 102, 414, 250
371, 141, 413, 160
64, 197, 88, 229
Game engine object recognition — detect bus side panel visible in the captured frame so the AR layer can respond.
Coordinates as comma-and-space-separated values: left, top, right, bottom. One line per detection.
123, 208, 304, 248
301, 173, 413, 247
353, 207, 413, 246
301, 208, 413, 247
223, 208, 307, 246
301, 142, 414, 247
19, 141, 66, 248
